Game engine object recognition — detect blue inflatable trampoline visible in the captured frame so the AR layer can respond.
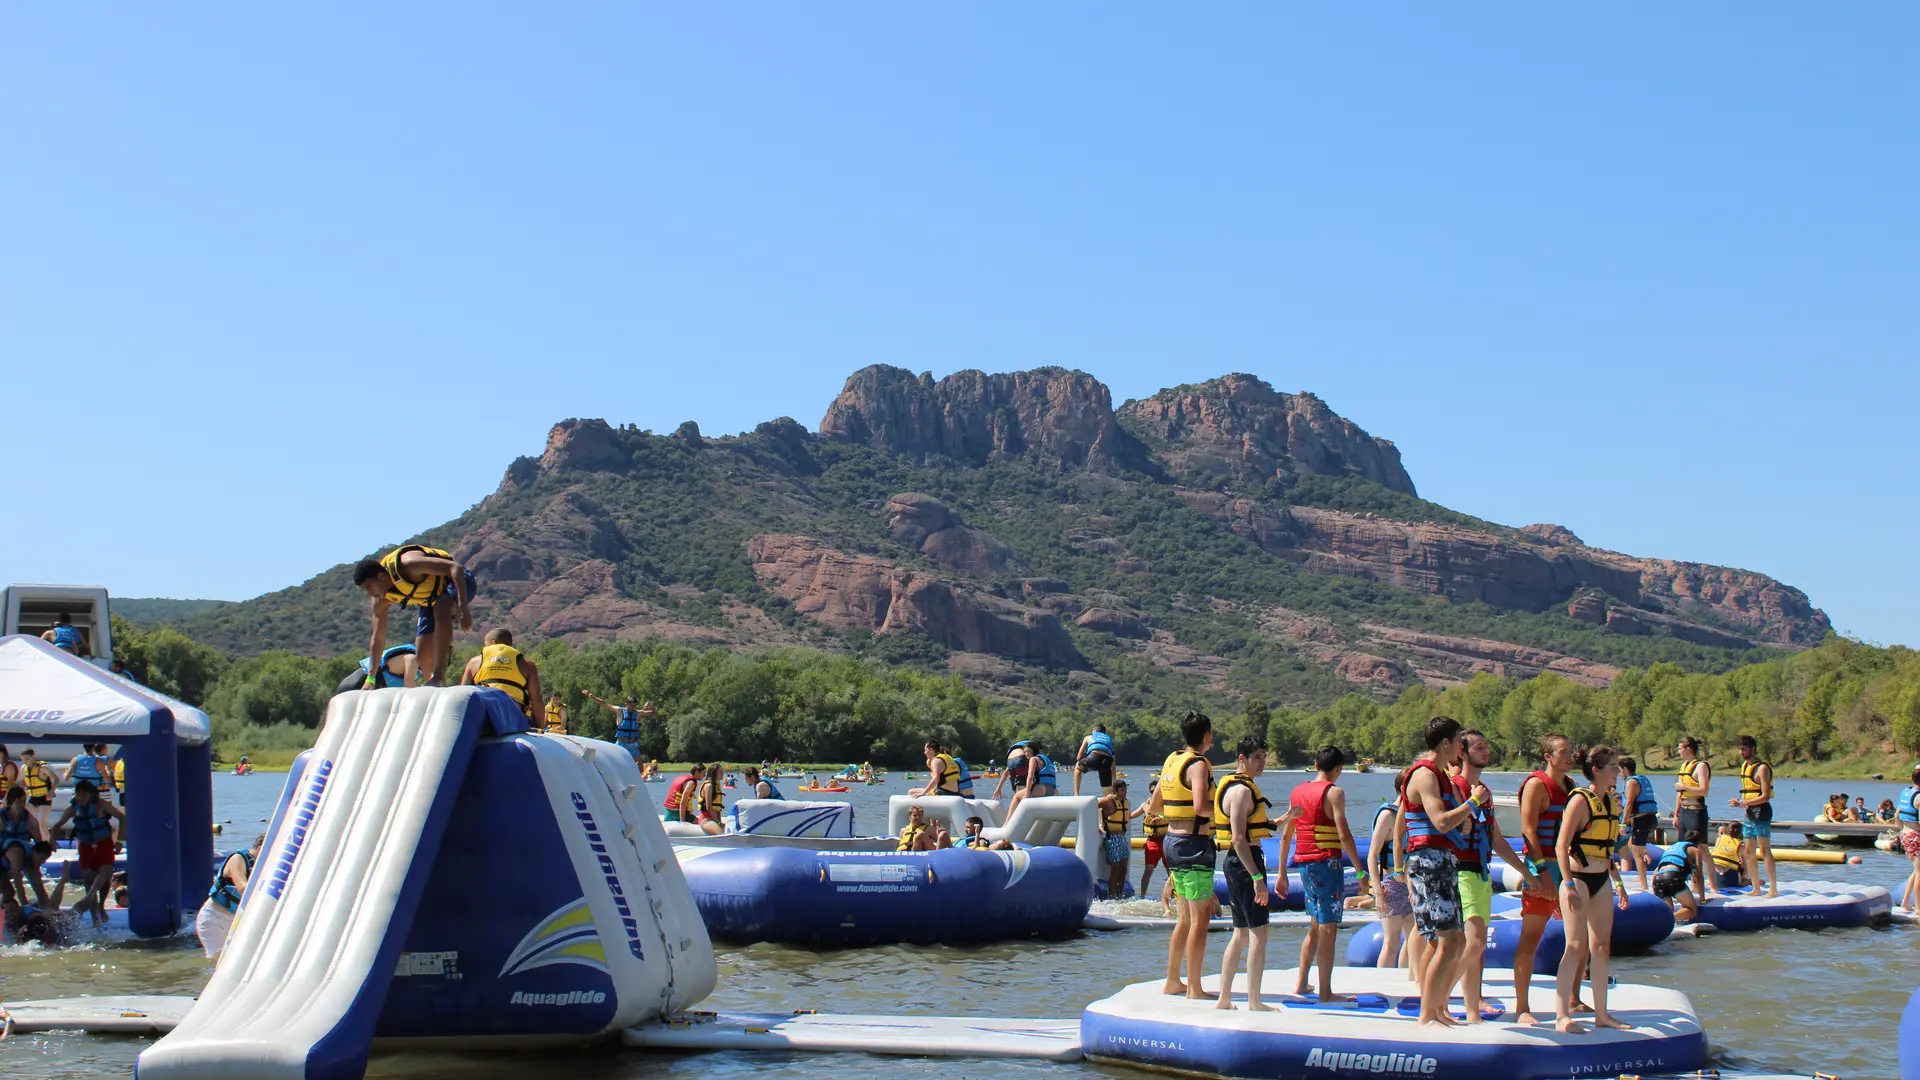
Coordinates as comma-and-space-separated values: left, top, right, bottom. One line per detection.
675, 845, 1093, 946
1346, 891, 1675, 972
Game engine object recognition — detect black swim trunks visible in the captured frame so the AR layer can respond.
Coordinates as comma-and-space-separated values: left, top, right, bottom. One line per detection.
1161, 831, 1217, 872
1676, 805, 1709, 844
1405, 847, 1461, 940
1652, 867, 1689, 900
1077, 749, 1115, 788
1223, 848, 1270, 929
1630, 813, 1658, 846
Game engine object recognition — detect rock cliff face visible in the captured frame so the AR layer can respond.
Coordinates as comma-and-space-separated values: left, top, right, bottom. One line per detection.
746, 534, 1084, 669
886, 493, 1028, 577
820, 365, 1142, 471
1119, 374, 1416, 494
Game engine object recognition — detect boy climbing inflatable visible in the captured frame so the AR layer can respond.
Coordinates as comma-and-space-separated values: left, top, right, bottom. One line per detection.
351, 544, 474, 687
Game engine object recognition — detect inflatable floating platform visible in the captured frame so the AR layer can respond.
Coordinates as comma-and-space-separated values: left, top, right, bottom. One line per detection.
1346, 890, 1676, 972
674, 843, 1093, 946
1081, 968, 1708, 1080
1682, 879, 1891, 932
625, 1009, 1082, 1060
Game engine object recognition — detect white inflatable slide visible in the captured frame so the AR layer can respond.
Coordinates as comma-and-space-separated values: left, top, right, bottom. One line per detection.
139, 687, 714, 1080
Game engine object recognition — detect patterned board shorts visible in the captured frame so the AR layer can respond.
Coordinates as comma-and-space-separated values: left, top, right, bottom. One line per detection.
1902, 829, 1920, 860
1379, 876, 1413, 918
1298, 858, 1346, 926
1406, 847, 1462, 940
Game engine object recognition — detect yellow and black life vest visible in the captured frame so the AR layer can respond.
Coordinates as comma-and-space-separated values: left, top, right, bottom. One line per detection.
700, 777, 723, 818
1740, 758, 1771, 804
1567, 787, 1622, 863
897, 822, 927, 852
378, 545, 452, 607
1158, 749, 1210, 823
933, 752, 961, 795
1104, 794, 1130, 835
1211, 772, 1274, 847
1710, 833, 1742, 871
113, 757, 125, 794
475, 644, 530, 712
1677, 759, 1708, 806
1143, 813, 1168, 841
23, 760, 52, 799
544, 699, 568, 735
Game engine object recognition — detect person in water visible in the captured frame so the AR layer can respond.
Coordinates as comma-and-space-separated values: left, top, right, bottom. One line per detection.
916, 740, 974, 798
1, 786, 53, 908
1096, 778, 1133, 898
459, 628, 544, 720
196, 833, 267, 959
48, 780, 126, 926
742, 766, 782, 800
1554, 745, 1631, 1035
1729, 735, 1778, 898
1513, 732, 1580, 1025
1673, 735, 1712, 899
41, 612, 91, 655
1153, 711, 1218, 1001
1283, 745, 1361, 1004
1402, 716, 1478, 1028
1073, 723, 1117, 797
584, 693, 651, 758
1450, 729, 1540, 1023
353, 544, 474, 688
1652, 828, 1705, 922
1214, 734, 1286, 1013
897, 804, 937, 852
1895, 766, 1920, 914
1004, 739, 1058, 822
1138, 778, 1169, 899
543, 692, 570, 736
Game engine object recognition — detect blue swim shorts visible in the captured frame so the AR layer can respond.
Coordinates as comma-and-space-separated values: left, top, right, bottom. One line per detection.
1745, 803, 1773, 839
414, 569, 478, 638
1299, 857, 1346, 926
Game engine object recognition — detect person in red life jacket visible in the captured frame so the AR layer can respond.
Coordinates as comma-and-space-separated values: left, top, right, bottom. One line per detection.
1400, 716, 1478, 1028
1513, 732, 1581, 1025
1448, 730, 1540, 1023
1282, 745, 1364, 1003
662, 764, 709, 829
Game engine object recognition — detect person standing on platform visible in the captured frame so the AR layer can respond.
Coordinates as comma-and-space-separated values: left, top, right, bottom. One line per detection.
352, 544, 474, 687
1367, 775, 1413, 969
1139, 779, 1169, 899
1554, 746, 1631, 1035
1214, 735, 1286, 1012
1153, 712, 1218, 1000
1513, 732, 1578, 1025
1620, 756, 1659, 895
1074, 724, 1118, 797
1401, 716, 1477, 1028
1730, 735, 1778, 898
460, 629, 543, 721
1096, 778, 1133, 898
1450, 729, 1539, 1022
584, 693, 651, 759
1674, 735, 1712, 898
1282, 745, 1362, 1003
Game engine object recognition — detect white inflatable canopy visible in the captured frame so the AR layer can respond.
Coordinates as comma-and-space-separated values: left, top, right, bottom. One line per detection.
0, 635, 210, 745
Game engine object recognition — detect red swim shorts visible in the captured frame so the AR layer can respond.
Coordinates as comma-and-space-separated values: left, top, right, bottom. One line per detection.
78, 839, 117, 871
1143, 838, 1164, 869
1901, 829, 1920, 860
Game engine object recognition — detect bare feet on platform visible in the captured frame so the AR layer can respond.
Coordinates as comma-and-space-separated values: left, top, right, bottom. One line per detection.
1161, 980, 1187, 996
1556, 1017, 1589, 1034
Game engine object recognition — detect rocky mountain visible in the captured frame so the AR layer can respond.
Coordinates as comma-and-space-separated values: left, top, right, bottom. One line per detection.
175, 366, 1829, 711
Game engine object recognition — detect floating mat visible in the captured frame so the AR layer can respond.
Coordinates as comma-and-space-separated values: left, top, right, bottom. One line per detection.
1659, 879, 1890, 932
624, 1010, 1082, 1061
3, 995, 194, 1034
1082, 968, 1708, 1080
1086, 909, 1380, 932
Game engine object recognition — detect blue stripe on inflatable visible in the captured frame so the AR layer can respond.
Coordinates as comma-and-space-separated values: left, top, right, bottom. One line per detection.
678, 846, 1093, 946
1345, 892, 1674, 972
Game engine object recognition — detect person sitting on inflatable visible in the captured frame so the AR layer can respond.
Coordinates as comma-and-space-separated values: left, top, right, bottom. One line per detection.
1003, 739, 1058, 823
696, 762, 726, 834
460, 628, 545, 721
1709, 822, 1746, 890
916, 740, 974, 799
352, 544, 474, 688
664, 765, 716, 832
897, 805, 937, 852
1651, 828, 1704, 922
0, 786, 52, 908
542, 692, 570, 736
962, 816, 1012, 851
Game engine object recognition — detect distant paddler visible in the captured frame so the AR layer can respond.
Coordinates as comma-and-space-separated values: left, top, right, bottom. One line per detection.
352, 544, 474, 687
459, 628, 543, 721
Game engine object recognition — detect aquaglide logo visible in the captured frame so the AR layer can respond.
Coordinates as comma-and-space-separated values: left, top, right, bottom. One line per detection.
509, 990, 607, 1007
571, 792, 646, 961
1304, 1048, 1438, 1074
0, 709, 66, 723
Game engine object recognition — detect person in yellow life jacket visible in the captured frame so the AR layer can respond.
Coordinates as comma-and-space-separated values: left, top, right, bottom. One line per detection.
1710, 822, 1747, 889
1212, 734, 1298, 1014
1553, 745, 1631, 1036
1138, 778, 1170, 898
695, 762, 726, 835
352, 544, 475, 689
542, 693, 570, 736
1728, 735, 1778, 898
19, 749, 55, 833
897, 804, 937, 852
459, 629, 544, 722
1095, 778, 1134, 899
1151, 711, 1218, 1001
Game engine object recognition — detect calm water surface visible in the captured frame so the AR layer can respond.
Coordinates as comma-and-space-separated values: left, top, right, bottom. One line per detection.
3, 766, 1913, 1079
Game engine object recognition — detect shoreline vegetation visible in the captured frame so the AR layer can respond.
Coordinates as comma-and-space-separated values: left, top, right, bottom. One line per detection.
112, 614, 1918, 780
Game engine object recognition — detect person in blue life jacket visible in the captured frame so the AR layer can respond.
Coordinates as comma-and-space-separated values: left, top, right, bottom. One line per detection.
195, 833, 267, 960
1003, 739, 1059, 823
335, 644, 419, 694
584, 693, 651, 758
916, 740, 974, 799
40, 612, 90, 656
743, 766, 783, 800
0, 786, 53, 908
351, 544, 475, 688
61, 743, 110, 788
1619, 756, 1660, 894
1650, 829, 1705, 922
1074, 723, 1119, 796
962, 815, 1013, 851
48, 779, 126, 927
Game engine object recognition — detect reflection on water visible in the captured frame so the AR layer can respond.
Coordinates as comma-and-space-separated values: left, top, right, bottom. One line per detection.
3, 768, 1913, 1078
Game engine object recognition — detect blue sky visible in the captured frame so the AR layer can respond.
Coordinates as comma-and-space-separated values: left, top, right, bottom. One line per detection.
4, 8, 1913, 645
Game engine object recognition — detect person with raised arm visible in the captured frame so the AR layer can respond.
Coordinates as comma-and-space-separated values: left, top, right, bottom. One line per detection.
583, 693, 652, 759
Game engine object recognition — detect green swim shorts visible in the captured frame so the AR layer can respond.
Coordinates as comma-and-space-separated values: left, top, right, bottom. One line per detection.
1171, 866, 1215, 902
1457, 870, 1493, 923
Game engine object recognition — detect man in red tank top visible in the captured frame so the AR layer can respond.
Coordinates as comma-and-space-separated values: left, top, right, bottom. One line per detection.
1284, 745, 1363, 1002
1514, 733, 1579, 1025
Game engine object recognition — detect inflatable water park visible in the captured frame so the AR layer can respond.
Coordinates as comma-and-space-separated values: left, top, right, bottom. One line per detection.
0, 594, 1902, 1079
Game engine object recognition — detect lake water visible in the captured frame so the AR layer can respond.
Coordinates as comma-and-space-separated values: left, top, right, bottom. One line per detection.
3, 764, 1912, 1079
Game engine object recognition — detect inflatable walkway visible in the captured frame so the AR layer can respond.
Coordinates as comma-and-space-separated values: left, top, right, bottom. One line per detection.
137, 687, 714, 1080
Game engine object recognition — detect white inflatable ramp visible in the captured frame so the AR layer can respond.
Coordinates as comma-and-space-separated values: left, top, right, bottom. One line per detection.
4, 995, 194, 1034
624, 1010, 1082, 1061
